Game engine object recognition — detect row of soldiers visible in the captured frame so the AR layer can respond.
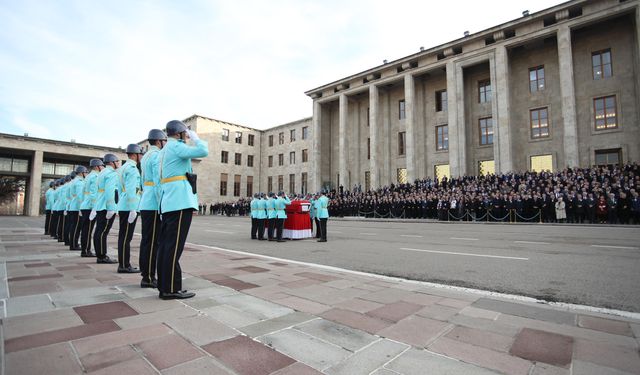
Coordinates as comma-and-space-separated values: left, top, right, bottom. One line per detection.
44, 120, 208, 300
248, 191, 330, 242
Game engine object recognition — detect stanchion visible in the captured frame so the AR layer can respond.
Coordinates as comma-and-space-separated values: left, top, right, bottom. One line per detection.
539, 209, 543, 224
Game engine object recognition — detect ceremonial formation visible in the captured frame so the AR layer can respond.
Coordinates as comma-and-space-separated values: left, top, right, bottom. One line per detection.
43, 120, 209, 300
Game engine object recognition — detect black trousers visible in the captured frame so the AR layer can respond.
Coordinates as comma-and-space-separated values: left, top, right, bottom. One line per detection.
139, 210, 160, 283
267, 218, 275, 239
80, 209, 95, 253
257, 219, 265, 240
93, 211, 115, 259
58, 211, 66, 242
319, 218, 328, 241
157, 209, 193, 294
51, 211, 60, 238
251, 218, 258, 239
276, 218, 285, 240
45, 210, 51, 235
314, 218, 321, 238
118, 211, 138, 268
68, 211, 81, 248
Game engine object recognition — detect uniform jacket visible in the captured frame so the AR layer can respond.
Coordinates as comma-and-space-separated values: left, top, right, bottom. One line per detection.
250, 198, 259, 219
314, 196, 330, 219
45, 188, 54, 210
117, 159, 142, 212
159, 138, 209, 213
95, 166, 119, 211
68, 176, 85, 211
274, 196, 291, 219
309, 198, 316, 219
139, 146, 162, 211
80, 171, 99, 210
54, 184, 67, 211
256, 199, 267, 219
266, 198, 277, 219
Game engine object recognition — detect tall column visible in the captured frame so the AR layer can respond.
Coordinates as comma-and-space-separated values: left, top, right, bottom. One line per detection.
382, 91, 392, 186
338, 93, 348, 189
404, 74, 416, 182
557, 25, 579, 168
369, 85, 379, 188
312, 100, 322, 191
491, 45, 513, 173
27, 150, 43, 216
446, 61, 466, 177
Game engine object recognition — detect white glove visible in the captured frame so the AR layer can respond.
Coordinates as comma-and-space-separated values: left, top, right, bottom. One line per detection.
106, 210, 115, 219
187, 130, 200, 142
89, 210, 97, 221
78, 210, 83, 217
63, 210, 67, 216
127, 210, 137, 224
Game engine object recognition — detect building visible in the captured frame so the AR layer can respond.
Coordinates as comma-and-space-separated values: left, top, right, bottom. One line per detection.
304, 0, 640, 192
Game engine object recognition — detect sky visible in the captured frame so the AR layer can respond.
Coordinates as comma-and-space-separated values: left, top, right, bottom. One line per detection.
0, 0, 562, 148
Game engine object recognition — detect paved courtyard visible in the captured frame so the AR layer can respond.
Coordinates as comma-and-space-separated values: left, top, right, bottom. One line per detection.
1, 216, 639, 375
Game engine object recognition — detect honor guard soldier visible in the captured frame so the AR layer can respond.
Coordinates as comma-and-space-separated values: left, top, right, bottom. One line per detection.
68, 166, 88, 250
250, 193, 260, 239
139, 129, 167, 289
256, 193, 267, 240
117, 144, 143, 274
51, 179, 63, 240
266, 192, 277, 241
310, 193, 320, 238
62, 174, 75, 245
91, 153, 120, 264
274, 191, 291, 242
44, 181, 55, 235
157, 120, 208, 300
79, 159, 103, 257
314, 190, 329, 242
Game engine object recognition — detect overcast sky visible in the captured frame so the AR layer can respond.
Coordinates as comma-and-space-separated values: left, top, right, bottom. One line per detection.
0, 0, 562, 148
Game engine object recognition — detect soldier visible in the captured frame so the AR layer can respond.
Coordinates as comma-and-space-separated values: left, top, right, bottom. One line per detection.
256, 193, 267, 240
139, 129, 167, 289
266, 192, 277, 241
116, 144, 143, 273
250, 193, 259, 239
44, 181, 55, 235
315, 190, 329, 242
274, 191, 291, 242
51, 179, 63, 240
60, 174, 73, 244
79, 159, 103, 257
309, 193, 319, 238
91, 153, 120, 264
156, 120, 208, 300
68, 166, 88, 250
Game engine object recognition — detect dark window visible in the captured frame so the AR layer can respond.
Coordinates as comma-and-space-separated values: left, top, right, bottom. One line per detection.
301, 173, 308, 194
289, 151, 295, 164
233, 175, 241, 197
268, 176, 273, 192
592, 49, 612, 80
278, 153, 284, 166
530, 108, 549, 138
367, 107, 370, 126
235, 131, 242, 144
221, 151, 228, 164
436, 90, 447, 112
595, 149, 621, 166
594, 95, 617, 130
277, 175, 283, 191
367, 138, 370, 160
290, 129, 295, 142
220, 173, 228, 196
436, 125, 448, 151
278, 132, 284, 145
289, 174, 295, 193
247, 155, 254, 167
268, 135, 273, 147
248, 134, 255, 146
302, 149, 308, 162
398, 132, 406, 155
479, 117, 493, 145
246, 176, 253, 197
222, 129, 229, 141
399, 100, 406, 120
268, 155, 273, 167
302, 126, 309, 139
478, 80, 492, 103
234, 153, 241, 165
529, 66, 545, 92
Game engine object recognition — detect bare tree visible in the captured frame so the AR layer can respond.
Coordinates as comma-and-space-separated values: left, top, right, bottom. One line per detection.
0, 177, 25, 204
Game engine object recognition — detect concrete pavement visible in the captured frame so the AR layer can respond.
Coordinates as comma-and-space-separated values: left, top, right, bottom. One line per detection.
1, 216, 640, 375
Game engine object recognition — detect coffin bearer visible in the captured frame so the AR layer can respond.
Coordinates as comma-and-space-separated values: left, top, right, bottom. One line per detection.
274, 191, 291, 242
156, 120, 208, 300
68, 166, 88, 250
250, 193, 259, 239
116, 144, 143, 273
139, 129, 167, 288
79, 159, 103, 257
91, 153, 120, 264
315, 190, 330, 242
44, 181, 55, 235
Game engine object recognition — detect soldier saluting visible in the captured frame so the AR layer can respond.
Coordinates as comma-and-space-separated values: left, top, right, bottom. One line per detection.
156, 120, 208, 300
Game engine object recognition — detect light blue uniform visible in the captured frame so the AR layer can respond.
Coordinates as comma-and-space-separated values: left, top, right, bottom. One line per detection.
65, 182, 74, 211
314, 196, 330, 219
266, 198, 277, 219
117, 159, 142, 212
256, 198, 267, 219
139, 146, 162, 211
159, 138, 208, 213
80, 171, 99, 210
45, 188, 54, 210
95, 166, 119, 211
68, 176, 84, 211
274, 196, 291, 219
55, 184, 67, 211
309, 198, 316, 219
250, 198, 259, 219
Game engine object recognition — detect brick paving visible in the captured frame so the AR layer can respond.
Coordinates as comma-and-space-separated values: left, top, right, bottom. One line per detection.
1, 221, 640, 374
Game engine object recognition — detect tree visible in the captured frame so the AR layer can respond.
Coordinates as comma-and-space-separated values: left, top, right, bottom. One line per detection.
0, 177, 25, 204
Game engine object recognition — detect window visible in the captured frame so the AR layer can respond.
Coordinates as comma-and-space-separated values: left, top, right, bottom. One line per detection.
530, 108, 549, 138
364, 171, 371, 192
530, 154, 553, 173
529, 66, 545, 92
222, 129, 229, 141
302, 126, 309, 139
247, 155, 254, 167
301, 173, 308, 194
436, 90, 448, 112
289, 151, 295, 164
221, 151, 228, 164
42, 162, 55, 175
277, 175, 283, 191
289, 174, 295, 193
268, 176, 273, 192
399, 100, 406, 120
234, 153, 242, 165
220, 173, 228, 196
436, 125, 448, 151
478, 160, 495, 176
235, 131, 242, 144
269, 135, 274, 147
290, 129, 296, 142
246, 176, 253, 197
367, 107, 370, 126
278, 132, 284, 145
398, 132, 406, 156
594, 96, 617, 130
367, 138, 370, 160
478, 80, 492, 103
592, 49, 612, 80
302, 149, 308, 163
479, 117, 493, 145
0, 157, 29, 173
595, 149, 621, 166
278, 154, 284, 166
268, 155, 273, 167
233, 175, 241, 196
248, 134, 255, 146
434, 164, 450, 180
397, 168, 407, 184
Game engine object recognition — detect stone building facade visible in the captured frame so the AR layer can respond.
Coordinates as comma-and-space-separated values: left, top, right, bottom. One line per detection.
305, 0, 640, 192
